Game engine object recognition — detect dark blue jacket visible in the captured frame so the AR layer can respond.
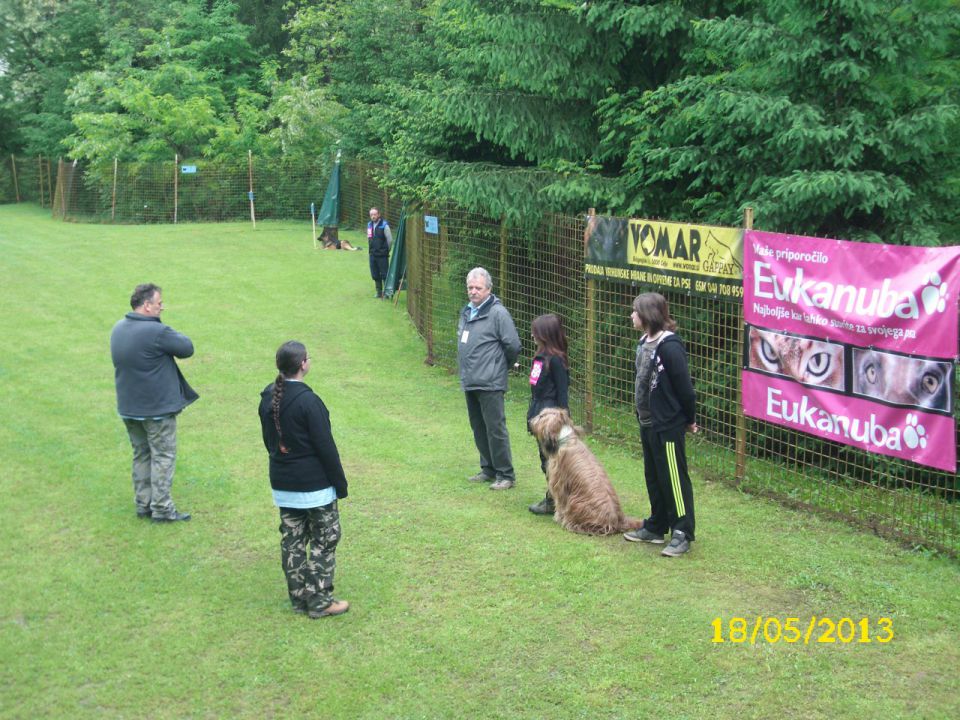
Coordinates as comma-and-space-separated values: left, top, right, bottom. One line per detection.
368, 219, 390, 257
644, 333, 696, 433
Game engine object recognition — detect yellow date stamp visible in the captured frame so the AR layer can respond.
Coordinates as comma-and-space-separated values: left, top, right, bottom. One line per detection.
711, 616, 893, 644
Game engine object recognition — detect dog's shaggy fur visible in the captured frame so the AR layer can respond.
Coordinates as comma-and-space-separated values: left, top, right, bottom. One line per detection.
529, 407, 643, 535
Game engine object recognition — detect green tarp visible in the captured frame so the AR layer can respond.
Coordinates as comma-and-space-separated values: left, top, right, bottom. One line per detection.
316, 159, 340, 226
383, 207, 407, 298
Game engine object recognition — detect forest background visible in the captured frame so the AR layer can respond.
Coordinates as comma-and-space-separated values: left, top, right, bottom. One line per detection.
1, 0, 959, 244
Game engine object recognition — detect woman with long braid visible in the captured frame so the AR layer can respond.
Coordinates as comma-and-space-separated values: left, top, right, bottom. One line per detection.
258, 341, 349, 618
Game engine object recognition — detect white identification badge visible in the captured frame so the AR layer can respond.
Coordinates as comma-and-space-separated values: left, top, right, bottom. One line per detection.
461, 330, 469, 343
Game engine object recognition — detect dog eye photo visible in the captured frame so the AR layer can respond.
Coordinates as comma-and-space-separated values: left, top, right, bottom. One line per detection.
852, 348, 952, 412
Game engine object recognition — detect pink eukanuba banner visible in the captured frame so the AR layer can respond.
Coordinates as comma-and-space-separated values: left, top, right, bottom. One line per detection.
745, 230, 960, 359
742, 373, 956, 472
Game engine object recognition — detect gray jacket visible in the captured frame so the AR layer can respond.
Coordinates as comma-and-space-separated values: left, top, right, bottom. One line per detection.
457, 295, 521, 392
110, 312, 199, 417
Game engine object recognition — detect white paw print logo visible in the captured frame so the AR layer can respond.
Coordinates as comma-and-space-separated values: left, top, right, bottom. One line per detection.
903, 414, 927, 450
921, 272, 948, 315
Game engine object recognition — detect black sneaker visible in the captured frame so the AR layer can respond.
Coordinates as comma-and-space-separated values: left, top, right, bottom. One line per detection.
661, 530, 690, 557
528, 496, 555, 515
151, 511, 192, 523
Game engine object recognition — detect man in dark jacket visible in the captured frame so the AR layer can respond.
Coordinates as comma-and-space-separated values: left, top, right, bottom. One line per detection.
110, 283, 198, 522
367, 207, 393, 298
457, 267, 522, 490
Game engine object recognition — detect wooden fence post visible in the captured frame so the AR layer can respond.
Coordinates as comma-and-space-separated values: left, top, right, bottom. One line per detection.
734, 207, 753, 483
358, 163, 365, 227
45, 157, 52, 211
111, 157, 118, 221
37, 155, 44, 207
10, 155, 20, 203
173, 153, 179, 224
499, 218, 508, 305
248, 150, 256, 229
584, 207, 596, 434
57, 158, 66, 217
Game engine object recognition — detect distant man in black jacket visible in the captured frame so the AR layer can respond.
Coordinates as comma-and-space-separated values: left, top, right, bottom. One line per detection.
367, 207, 393, 298
110, 283, 198, 522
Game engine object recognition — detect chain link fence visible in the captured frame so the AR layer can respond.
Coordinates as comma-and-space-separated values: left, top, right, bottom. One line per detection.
404, 204, 960, 556
1, 156, 55, 206
39, 153, 960, 554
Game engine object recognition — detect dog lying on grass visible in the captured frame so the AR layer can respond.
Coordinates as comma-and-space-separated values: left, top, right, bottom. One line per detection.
529, 407, 643, 535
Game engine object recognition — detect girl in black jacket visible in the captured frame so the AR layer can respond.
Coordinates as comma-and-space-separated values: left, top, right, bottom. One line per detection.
623, 293, 698, 557
526, 314, 570, 515
258, 341, 349, 618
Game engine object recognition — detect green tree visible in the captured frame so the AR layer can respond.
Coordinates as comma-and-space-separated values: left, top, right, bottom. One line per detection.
64, 0, 266, 163
599, 0, 960, 245
0, 0, 105, 155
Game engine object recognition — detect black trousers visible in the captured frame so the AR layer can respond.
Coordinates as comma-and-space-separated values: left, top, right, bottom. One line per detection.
640, 424, 695, 540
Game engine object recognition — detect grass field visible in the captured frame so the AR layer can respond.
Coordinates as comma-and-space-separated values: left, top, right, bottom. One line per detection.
1, 203, 959, 719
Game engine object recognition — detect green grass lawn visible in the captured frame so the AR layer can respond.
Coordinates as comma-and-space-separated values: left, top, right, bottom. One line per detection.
1, 203, 958, 719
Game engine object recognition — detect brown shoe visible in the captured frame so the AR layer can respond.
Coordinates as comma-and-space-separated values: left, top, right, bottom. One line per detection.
467, 472, 494, 483
489, 478, 515, 490
309, 599, 350, 618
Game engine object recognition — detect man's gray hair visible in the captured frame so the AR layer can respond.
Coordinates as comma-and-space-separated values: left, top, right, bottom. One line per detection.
466, 267, 493, 289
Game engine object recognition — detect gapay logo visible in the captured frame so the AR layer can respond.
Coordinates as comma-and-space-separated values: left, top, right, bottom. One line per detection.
753, 264, 950, 319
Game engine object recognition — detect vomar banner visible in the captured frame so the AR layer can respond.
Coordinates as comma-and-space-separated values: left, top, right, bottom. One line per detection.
743, 230, 960, 472
583, 217, 743, 297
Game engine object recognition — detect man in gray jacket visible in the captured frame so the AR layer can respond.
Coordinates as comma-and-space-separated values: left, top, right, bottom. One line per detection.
457, 267, 522, 490
111, 283, 198, 522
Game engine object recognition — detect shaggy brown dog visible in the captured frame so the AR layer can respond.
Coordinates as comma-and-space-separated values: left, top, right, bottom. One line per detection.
529, 407, 643, 535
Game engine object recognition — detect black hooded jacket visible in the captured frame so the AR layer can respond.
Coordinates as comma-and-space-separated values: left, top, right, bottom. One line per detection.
258, 380, 348, 498
641, 333, 696, 433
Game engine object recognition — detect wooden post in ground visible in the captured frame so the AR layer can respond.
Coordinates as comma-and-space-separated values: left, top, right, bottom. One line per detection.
45, 157, 52, 211
247, 150, 256, 229
111, 157, 118, 221
57, 158, 66, 217
173, 154, 179, 224
734, 207, 753, 484
358, 164, 365, 227
10, 155, 20, 202
499, 218, 508, 306
37, 155, 44, 207
584, 207, 596, 433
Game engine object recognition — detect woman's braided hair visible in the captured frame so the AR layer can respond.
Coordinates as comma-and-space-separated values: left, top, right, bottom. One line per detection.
272, 341, 308, 454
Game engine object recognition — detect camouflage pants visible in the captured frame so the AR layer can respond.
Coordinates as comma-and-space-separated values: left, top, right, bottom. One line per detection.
123, 416, 177, 517
279, 502, 341, 613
